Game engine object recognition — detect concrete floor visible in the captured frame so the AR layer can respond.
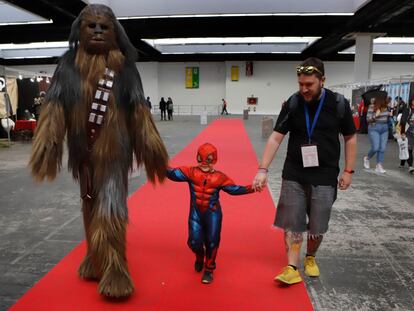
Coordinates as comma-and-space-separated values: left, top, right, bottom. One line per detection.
0, 115, 413, 310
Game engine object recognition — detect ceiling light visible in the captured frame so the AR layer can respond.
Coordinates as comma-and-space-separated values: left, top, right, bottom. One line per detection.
0, 19, 53, 26
118, 13, 353, 20
1, 55, 56, 59
143, 37, 320, 46
0, 41, 68, 50
374, 37, 414, 44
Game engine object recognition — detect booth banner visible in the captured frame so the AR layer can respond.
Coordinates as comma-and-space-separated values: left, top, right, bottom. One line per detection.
231, 66, 239, 81
0, 76, 5, 92
185, 67, 199, 88
385, 82, 411, 104
7, 78, 18, 114
246, 61, 253, 76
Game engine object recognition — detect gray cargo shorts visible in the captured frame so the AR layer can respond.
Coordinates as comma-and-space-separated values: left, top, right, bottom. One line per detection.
274, 179, 337, 235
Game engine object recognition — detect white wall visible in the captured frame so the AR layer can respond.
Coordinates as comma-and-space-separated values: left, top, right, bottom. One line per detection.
7, 61, 414, 114
157, 62, 225, 109
136, 62, 159, 104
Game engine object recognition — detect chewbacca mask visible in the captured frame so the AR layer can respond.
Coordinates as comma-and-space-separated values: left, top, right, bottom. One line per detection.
29, 4, 168, 298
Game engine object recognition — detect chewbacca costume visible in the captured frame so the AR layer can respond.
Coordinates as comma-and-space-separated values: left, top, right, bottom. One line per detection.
29, 5, 168, 297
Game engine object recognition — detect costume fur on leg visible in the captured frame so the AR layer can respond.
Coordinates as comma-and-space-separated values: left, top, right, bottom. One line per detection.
29, 4, 168, 298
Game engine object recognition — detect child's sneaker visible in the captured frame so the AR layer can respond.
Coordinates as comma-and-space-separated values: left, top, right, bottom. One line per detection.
201, 270, 213, 284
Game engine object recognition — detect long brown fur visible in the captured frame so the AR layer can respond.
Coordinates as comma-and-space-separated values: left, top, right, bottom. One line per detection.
131, 104, 169, 183
29, 103, 66, 181
75, 47, 135, 297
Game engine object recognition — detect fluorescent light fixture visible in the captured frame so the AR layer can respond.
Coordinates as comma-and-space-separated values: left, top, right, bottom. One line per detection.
271, 51, 301, 54
2, 55, 56, 59
162, 51, 256, 54
374, 37, 414, 44
0, 19, 53, 26
339, 51, 414, 55
0, 41, 68, 50
340, 37, 414, 55
118, 13, 353, 19
143, 37, 320, 46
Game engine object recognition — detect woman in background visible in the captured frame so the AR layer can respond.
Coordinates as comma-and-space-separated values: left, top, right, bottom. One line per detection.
363, 96, 392, 173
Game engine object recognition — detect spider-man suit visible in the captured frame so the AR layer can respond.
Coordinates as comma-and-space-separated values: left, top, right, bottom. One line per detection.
167, 143, 254, 274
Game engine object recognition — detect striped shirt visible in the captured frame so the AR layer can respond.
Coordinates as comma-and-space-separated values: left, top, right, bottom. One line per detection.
367, 105, 389, 124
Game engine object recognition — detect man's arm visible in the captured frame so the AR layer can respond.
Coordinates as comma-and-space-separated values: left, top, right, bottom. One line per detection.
338, 134, 357, 190
253, 131, 285, 191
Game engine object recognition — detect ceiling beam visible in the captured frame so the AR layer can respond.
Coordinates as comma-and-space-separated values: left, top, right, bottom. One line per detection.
302, 0, 414, 57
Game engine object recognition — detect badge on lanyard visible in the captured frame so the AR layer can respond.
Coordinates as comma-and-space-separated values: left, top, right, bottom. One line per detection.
301, 89, 326, 168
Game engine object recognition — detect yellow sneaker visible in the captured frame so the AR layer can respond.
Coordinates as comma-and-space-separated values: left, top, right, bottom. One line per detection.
304, 256, 320, 277
274, 266, 302, 285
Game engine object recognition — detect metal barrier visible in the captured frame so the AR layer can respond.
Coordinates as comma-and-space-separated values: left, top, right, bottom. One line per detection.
151, 105, 221, 116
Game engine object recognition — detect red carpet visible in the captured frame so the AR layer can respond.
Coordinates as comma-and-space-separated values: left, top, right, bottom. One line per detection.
12, 119, 313, 311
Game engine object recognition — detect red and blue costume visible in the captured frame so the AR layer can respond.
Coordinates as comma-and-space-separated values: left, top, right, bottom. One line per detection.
167, 143, 254, 278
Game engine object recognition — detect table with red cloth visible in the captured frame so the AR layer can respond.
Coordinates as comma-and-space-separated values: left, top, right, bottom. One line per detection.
12, 120, 37, 140
14, 120, 37, 131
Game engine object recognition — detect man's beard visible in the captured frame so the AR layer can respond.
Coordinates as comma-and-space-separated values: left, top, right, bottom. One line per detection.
306, 87, 323, 105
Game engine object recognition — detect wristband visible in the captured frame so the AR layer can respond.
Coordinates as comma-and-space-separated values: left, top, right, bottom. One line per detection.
344, 169, 355, 174
258, 167, 268, 173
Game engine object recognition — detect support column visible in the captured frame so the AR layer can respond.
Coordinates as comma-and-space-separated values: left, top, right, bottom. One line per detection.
354, 34, 374, 83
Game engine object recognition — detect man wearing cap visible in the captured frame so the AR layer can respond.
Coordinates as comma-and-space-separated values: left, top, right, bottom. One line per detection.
253, 57, 357, 285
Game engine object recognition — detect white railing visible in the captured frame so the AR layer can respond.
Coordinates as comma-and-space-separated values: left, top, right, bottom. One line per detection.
151, 105, 221, 116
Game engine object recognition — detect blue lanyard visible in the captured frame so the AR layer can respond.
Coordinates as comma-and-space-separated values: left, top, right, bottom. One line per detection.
304, 89, 326, 144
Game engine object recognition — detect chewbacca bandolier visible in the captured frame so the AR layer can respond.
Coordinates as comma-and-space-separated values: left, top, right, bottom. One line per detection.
29, 4, 168, 298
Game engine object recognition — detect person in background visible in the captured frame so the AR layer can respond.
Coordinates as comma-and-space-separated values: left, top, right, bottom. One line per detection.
159, 97, 167, 121
363, 95, 392, 173
167, 97, 174, 120
387, 96, 395, 140
396, 97, 407, 116
399, 98, 414, 174
33, 91, 45, 120
358, 99, 368, 134
145, 96, 152, 111
221, 99, 228, 115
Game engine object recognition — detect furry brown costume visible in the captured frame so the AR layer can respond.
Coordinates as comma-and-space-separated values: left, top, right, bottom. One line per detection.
29, 4, 168, 298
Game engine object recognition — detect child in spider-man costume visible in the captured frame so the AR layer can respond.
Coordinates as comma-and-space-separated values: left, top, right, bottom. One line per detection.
167, 142, 255, 284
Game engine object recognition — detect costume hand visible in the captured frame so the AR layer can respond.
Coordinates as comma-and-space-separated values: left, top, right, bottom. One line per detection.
253, 172, 267, 192
338, 173, 352, 190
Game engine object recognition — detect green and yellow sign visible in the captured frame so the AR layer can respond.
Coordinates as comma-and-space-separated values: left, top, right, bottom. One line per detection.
185, 67, 199, 88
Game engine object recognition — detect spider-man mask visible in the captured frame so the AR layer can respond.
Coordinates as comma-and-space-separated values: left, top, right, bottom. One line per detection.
197, 143, 217, 166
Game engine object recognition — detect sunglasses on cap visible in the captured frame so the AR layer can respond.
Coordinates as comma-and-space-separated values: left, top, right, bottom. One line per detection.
296, 66, 323, 76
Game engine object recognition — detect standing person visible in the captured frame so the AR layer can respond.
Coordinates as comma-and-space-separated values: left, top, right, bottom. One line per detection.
159, 97, 167, 121
145, 96, 152, 111
358, 99, 368, 134
252, 57, 357, 285
221, 98, 228, 115
167, 97, 174, 120
396, 97, 407, 116
363, 94, 391, 173
400, 98, 414, 173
